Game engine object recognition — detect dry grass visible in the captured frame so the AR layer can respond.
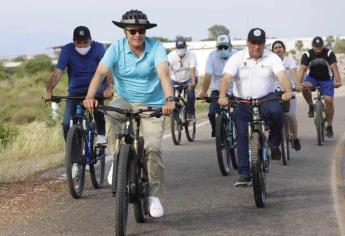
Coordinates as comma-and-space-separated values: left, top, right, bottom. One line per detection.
0, 122, 64, 184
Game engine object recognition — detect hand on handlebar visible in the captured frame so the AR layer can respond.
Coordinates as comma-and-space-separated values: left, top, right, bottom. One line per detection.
83, 97, 98, 112
42, 91, 52, 101
198, 91, 207, 98
162, 101, 175, 115
218, 97, 228, 106
281, 91, 292, 101
334, 81, 342, 88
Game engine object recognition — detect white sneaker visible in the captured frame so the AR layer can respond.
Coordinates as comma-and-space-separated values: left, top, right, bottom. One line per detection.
108, 162, 113, 185
148, 196, 164, 218
96, 135, 106, 145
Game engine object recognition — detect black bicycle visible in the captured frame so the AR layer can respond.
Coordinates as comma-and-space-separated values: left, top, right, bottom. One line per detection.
170, 84, 196, 145
197, 96, 238, 176
98, 105, 162, 236
49, 96, 105, 199
233, 95, 283, 208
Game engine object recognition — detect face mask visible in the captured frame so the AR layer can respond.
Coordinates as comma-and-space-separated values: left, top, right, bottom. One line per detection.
75, 45, 91, 55
177, 48, 186, 57
217, 49, 230, 59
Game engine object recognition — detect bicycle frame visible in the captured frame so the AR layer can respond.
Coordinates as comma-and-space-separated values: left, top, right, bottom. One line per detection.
218, 105, 237, 150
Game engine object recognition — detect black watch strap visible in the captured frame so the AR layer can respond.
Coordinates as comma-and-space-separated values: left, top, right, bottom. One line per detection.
165, 96, 175, 102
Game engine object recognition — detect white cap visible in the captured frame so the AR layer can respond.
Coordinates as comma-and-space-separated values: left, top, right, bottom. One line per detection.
216, 34, 231, 46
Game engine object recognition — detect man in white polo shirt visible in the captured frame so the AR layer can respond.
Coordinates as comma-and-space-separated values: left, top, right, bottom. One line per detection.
168, 39, 198, 120
218, 28, 292, 187
198, 34, 237, 137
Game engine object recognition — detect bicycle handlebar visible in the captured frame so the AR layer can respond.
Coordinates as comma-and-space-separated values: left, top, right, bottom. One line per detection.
97, 105, 162, 118
44, 95, 105, 103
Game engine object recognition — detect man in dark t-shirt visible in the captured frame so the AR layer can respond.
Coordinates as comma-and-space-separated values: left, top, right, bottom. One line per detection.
43, 26, 113, 142
297, 36, 342, 138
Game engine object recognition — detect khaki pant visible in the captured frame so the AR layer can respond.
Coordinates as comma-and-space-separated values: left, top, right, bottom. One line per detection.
106, 96, 165, 196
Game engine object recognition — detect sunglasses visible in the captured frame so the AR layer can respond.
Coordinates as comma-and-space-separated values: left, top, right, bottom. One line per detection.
217, 45, 229, 50
126, 28, 146, 35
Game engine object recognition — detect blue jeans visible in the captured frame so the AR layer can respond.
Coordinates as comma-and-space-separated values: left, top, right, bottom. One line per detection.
172, 78, 197, 114
234, 93, 283, 178
208, 90, 220, 131
62, 93, 105, 141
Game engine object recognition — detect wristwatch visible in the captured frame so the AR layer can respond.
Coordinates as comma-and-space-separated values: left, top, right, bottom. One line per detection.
165, 96, 175, 102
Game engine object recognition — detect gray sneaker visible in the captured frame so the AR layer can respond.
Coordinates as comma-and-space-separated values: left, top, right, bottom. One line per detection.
234, 176, 252, 187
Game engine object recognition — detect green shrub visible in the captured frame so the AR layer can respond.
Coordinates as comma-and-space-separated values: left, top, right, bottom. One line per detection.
17, 54, 54, 76
0, 123, 18, 148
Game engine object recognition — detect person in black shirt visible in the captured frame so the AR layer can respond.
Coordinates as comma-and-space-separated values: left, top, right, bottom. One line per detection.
297, 36, 342, 138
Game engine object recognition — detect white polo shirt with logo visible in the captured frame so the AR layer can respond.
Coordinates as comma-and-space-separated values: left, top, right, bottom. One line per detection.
168, 50, 197, 83
205, 49, 237, 94
223, 48, 285, 99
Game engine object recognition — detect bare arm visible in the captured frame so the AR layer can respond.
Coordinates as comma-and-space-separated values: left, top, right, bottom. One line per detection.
331, 63, 342, 87
297, 65, 307, 85
290, 68, 298, 86
218, 73, 233, 105
276, 70, 292, 101
83, 64, 109, 111
190, 67, 196, 85
42, 68, 63, 100
199, 73, 212, 97
103, 70, 114, 98
157, 62, 175, 115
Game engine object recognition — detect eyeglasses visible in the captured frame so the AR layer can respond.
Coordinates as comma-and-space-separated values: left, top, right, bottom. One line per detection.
217, 45, 229, 50
125, 28, 146, 35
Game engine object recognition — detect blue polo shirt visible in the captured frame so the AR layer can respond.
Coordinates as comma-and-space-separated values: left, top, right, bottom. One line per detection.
100, 37, 167, 106
56, 41, 106, 95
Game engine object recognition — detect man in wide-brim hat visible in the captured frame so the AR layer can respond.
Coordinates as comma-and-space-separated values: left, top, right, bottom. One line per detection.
83, 10, 175, 218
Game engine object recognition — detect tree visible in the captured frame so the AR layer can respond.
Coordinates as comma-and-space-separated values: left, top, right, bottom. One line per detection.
0, 61, 6, 80
334, 39, 345, 53
295, 40, 304, 51
17, 54, 54, 75
151, 36, 171, 42
325, 35, 335, 49
175, 35, 192, 42
207, 25, 230, 40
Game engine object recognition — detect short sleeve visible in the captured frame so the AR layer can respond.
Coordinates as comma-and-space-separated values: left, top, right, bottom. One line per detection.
287, 56, 297, 69
189, 52, 197, 68
223, 54, 239, 77
271, 54, 285, 75
56, 45, 69, 70
154, 42, 168, 67
100, 44, 117, 70
205, 53, 214, 75
328, 51, 337, 65
300, 53, 309, 67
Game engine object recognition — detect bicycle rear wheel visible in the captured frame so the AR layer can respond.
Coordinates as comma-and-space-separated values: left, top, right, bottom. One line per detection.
315, 102, 323, 146
215, 115, 231, 176
115, 144, 131, 236
230, 121, 238, 170
90, 145, 105, 188
185, 112, 196, 142
171, 109, 182, 145
134, 137, 149, 223
250, 132, 266, 208
65, 125, 86, 199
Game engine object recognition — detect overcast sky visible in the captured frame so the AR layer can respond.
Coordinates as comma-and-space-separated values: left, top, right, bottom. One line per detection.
1, 0, 344, 57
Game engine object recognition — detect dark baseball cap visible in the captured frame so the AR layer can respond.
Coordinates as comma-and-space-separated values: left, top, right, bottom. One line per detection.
73, 26, 91, 41
247, 27, 266, 44
312, 36, 324, 47
176, 39, 187, 49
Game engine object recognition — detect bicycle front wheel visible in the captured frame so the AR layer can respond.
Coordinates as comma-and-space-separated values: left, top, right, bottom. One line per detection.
215, 115, 231, 176
281, 115, 290, 165
115, 144, 131, 236
90, 145, 105, 189
315, 102, 323, 146
65, 125, 86, 199
185, 112, 196, 142
134, 137, 149, 223
250, 132, 266, 208
171, 109, 182, 145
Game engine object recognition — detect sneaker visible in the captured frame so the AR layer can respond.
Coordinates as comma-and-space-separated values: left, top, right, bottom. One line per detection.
96, 135, 107, 145
293, 138, 301, 151
234, 176, 252, 187
148, 196, 164, 218
270, 147, 281, 160
187, 114, 195, 122
308, 105, 314, 118
107, 162, 113, 185
326, 126, 333, 138
211, 129, 215, 137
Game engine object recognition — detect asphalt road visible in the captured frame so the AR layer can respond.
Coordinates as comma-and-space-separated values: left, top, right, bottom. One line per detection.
2, 92, 345, 236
